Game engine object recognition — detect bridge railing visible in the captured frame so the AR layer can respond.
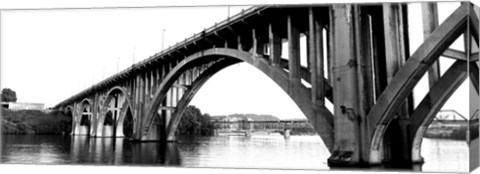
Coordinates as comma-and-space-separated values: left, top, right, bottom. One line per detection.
54, 6, 268, 108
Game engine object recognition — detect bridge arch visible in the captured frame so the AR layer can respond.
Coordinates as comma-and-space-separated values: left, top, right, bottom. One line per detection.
408, 61, 468, 163
64, 105, 74, 134
122, 107, 135, 138
95, 86, 133, 137
141, 48, 334, 151
368, 4, 472, 164
164, 58, 240, 141
75, 98, 92, 136
64, 105, 73, 112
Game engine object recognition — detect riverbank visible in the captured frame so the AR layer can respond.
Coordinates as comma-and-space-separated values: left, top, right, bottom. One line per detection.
1, 108, 71, 135
424, 126, 467, 140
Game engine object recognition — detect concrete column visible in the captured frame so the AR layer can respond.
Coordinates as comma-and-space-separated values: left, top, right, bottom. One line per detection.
150, 70, 154, 99
133, 75, 142, 140
159, 64, 164, 86
269, 22, 282, 67
237, 35, 243, 51
252, 28, 259, 55
353, 5, 376, 164
72, 102, 78, 135
166, 63, 173, 127
153, 68, 158, 94
409, 2, 441, 163
90, 95, 97, 137
309, 8, 325, 105
382, 4, 412, 165
422, 2, 441, 87
144, 73, 149, 104
140, 74, 146, 139
328, 4, 362, 166
288, 14, 301, 83
115, 95, 125, 138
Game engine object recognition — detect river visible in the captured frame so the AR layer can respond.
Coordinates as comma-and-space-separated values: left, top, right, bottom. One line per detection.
0, 134, 468, 173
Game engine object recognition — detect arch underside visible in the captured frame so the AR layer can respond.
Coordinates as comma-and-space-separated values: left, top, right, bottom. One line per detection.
74, 99, 92, 136
369, 4, 478, 163
95, 87, 133, 137
409, 61, 469, 162
141, 48, 335, 151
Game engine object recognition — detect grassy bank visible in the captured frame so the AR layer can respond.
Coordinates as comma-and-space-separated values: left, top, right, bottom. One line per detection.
1, 109, 71, 135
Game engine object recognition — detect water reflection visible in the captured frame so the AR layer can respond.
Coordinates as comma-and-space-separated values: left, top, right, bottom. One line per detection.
176, 135, 330, 169
0, 135, 469, 172
421, 138, 468, 172
69, 136, 181, 165
1, 135, 71, 164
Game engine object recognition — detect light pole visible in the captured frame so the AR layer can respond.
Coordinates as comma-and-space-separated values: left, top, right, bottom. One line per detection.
117, 57, 120, 73
132, 47, 136, 65
162, 29, 166, 51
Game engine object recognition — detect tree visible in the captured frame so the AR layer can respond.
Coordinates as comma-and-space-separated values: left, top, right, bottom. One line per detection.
1, 88, 17, 102
177, 105, 214, 136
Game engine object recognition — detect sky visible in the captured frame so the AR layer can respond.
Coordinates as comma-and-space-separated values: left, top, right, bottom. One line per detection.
0, 1, 478, 119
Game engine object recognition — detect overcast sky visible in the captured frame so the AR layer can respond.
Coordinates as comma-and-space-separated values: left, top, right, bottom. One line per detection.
0, 1, 478, 119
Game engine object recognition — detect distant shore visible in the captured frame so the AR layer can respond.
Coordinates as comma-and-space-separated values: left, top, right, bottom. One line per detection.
1, 108, 71, 135
424, 126, 468, 141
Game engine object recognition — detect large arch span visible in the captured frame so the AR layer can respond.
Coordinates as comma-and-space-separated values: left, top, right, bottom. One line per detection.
140, 48, 335, 151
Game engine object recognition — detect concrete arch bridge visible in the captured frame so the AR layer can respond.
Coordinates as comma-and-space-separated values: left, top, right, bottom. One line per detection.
55, 2, 480, 167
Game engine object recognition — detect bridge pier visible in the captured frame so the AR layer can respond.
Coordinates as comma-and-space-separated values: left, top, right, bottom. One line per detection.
327, 3, 415, 167
327, 4, 365, 167
377, 3, 413, 167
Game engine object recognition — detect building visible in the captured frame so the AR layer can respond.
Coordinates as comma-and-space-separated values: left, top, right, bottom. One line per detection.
1, 102, 45, 110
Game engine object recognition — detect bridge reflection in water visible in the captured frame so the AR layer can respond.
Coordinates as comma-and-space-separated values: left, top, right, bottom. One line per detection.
70, 136, 181, 165
0, 134, 468, 172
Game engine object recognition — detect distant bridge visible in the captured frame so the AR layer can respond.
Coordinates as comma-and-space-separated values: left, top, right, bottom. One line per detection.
431, 110, 468, 125
54, 2, 479, 167
213, 110, 470, 132
212, 120, 312, 130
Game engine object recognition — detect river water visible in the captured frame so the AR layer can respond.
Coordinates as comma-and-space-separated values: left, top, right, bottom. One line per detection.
0, 134, 468, 173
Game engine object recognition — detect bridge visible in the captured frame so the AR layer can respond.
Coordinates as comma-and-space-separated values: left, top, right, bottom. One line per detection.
54, 2, 479, 167
431, 110, 468, 125
213, 110, 469, 132
213, 120, 312, 130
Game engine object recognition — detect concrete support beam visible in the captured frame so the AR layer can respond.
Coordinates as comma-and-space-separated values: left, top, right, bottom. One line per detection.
139, 74, 146, 139
172, 83, 190, 90
470, 5, 479, 44
133, 75, 141, 140
380, 3, 412, 165
328, 4, 362, 166
252, 28, 266, 56
269, 22, 282, 67
353, 5, 376, 165
150, 70, 154, 99
288, 14, 301, 83
237, 35, 243, 51
309, 8, 325, 105
159, 106, 176, 111
153, 67, 159, 94
471, 62, 479, 93
442, 48, 468, 61
422, 2, 441, 88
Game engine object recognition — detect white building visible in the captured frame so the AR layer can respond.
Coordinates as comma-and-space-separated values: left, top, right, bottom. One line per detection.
1, 102, 45, 110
